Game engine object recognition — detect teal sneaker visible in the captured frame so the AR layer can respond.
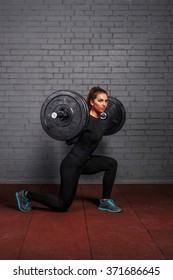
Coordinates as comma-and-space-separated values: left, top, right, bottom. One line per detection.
16, 190, 32, 212
98, 199, 122, 213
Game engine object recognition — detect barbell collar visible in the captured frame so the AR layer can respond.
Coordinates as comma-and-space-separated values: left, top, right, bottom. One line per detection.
100, 112, 107, 120
51, 110, 68, 120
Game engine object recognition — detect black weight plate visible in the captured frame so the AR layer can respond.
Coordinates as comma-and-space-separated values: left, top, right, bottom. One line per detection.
99, 96, 126, 135
40, 90, 89, 141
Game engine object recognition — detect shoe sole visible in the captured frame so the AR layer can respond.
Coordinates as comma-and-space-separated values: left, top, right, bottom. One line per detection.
98, 207, 122, 213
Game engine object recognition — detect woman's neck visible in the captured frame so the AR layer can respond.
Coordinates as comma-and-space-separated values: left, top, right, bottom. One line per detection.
90, 109, 99, 118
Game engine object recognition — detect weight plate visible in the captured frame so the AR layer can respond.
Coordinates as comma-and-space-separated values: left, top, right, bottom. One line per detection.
40, 90, 89, 141
99, 96, 126, 135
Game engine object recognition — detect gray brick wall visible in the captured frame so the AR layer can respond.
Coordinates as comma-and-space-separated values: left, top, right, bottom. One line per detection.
0, 0, 173, 184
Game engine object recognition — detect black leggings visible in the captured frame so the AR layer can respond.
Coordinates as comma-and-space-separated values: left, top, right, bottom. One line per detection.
27, 155, 117, 211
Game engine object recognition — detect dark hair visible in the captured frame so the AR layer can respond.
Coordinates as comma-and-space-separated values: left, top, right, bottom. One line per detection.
86, 86, 108, 110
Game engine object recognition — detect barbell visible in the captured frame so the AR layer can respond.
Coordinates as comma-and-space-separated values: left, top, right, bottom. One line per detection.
40, 90, 126, 141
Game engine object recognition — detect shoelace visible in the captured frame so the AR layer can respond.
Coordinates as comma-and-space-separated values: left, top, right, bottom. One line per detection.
107, 199, 116, 206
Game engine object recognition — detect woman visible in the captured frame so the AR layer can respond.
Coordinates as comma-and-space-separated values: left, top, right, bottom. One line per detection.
16, 86, 122, 213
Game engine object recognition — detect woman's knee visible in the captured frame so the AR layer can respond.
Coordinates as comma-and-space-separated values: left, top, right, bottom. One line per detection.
108, 157, 118, 170
53, 200, 71, 212
54, 205, 69, 212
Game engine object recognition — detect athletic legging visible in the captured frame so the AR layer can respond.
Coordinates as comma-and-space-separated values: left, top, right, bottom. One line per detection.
27, 155, 117, 211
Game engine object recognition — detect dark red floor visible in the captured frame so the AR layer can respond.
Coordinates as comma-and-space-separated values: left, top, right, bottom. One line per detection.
0, 184, 173, 260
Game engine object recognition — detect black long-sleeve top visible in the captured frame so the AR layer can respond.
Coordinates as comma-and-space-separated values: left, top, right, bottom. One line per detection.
67, 115, 103, 163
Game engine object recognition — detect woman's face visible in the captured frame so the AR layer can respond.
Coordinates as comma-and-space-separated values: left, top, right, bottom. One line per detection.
90, 92, 108, 116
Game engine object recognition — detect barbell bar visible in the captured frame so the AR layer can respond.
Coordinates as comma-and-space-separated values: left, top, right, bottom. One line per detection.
40, 90, 126, 141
